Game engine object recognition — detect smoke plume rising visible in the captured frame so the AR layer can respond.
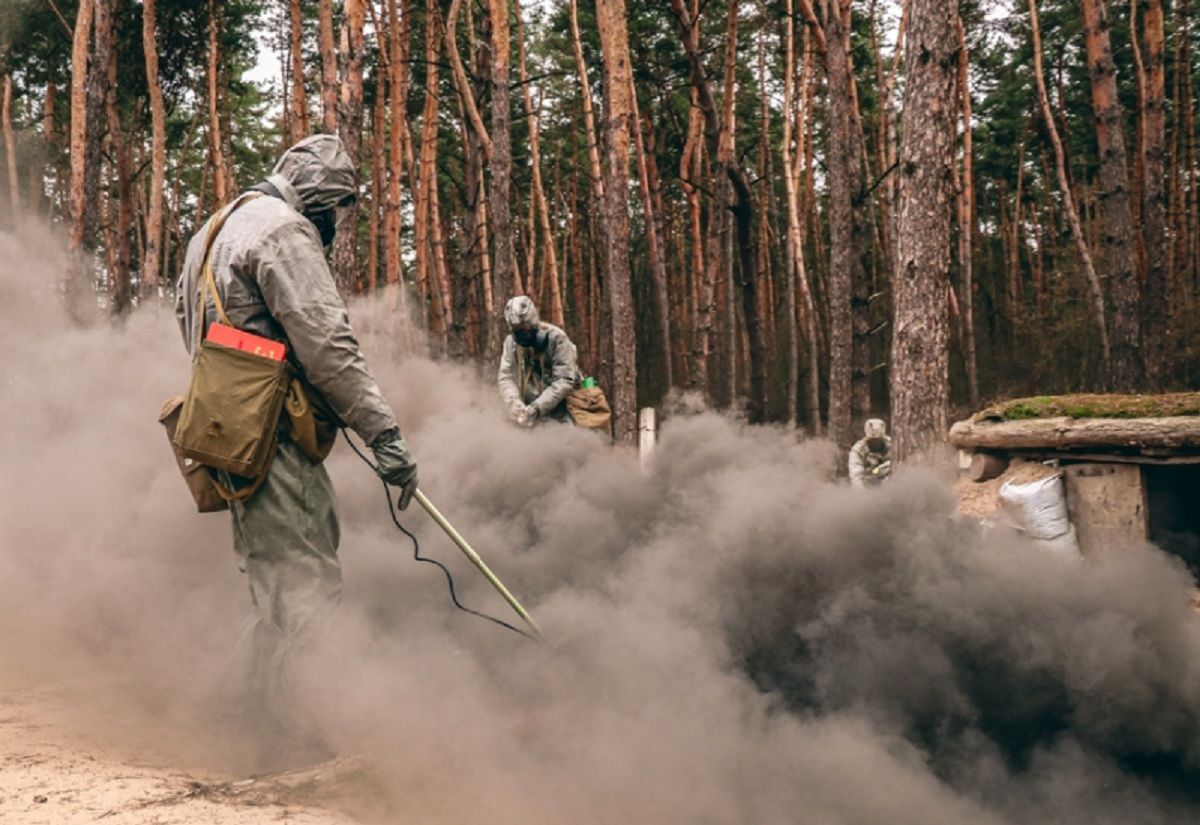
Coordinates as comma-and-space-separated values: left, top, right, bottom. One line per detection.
2, 223, 1200, 824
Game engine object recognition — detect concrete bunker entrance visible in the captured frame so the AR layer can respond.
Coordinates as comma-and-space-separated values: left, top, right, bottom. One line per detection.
1144, 465, 1200, 579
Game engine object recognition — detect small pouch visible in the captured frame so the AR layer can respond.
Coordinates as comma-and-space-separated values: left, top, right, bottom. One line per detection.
159, 394, 229, 513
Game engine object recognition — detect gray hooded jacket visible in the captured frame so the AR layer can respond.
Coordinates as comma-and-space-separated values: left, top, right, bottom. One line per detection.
497, 297, 581, 419
175, 134, 398, 445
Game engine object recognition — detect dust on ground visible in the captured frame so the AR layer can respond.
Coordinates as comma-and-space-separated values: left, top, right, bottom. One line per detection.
0, 684, 367, 824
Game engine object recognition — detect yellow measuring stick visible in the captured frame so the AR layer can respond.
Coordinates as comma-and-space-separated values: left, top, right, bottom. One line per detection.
414, 489, 548, 645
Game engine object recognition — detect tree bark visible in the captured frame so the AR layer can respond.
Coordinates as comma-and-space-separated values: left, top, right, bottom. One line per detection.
819, 0, 872, 454
1029, 0, 1111, 375
783, 8, 822, 432
367, 66, 383, 297
955, 16, 979, 406
488, 0, 517, 321
317, 0, 338, 133
288, 0, 310, 143
102, 4, 132, 314
142, 0, 167, 298
446, 0, 491, 160
39, 79, 56, 216
1, 73, 19, 218
889, 0, 958, 461
1080, 0, 1141, 390
516, 1, 564, 328
568, 0, 604, 198
595, 0, 637, 443
385, 0, 412, 335
206, 0, 229, 208
1140, 0, 1168, 388
414, 0, 436, 329
631, 88, 673, 393
331, 0, 366, 295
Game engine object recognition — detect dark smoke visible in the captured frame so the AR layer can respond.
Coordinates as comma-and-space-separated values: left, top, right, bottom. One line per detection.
2, 223, 1200, 824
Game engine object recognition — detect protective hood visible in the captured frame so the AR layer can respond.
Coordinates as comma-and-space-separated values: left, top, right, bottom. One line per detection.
269, 134, 357, 214
504, 295, 540, 328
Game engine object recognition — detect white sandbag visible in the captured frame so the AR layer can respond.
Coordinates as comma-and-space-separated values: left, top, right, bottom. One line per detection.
998, 473, 1072, 541
1032, 524, 1083, 559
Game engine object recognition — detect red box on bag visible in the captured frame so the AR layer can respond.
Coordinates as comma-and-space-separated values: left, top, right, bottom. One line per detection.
205, 322, 287, 361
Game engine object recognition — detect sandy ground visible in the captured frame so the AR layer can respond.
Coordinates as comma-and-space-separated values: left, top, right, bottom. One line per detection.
0, 684, 366, 825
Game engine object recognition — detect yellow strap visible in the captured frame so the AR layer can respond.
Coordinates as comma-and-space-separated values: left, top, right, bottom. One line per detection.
193, 192, 264, 349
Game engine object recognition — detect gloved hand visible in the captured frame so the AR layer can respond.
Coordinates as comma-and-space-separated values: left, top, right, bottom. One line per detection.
518, 405, 538, 428
370, 429, 419, 510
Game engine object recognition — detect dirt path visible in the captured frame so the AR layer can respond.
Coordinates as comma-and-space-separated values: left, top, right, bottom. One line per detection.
0, 685, 365, 825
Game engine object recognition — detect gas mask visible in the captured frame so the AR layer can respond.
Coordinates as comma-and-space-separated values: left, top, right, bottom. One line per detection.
305, 208, 337, 248
866, 437, 888, 454
513, 326, 547, 351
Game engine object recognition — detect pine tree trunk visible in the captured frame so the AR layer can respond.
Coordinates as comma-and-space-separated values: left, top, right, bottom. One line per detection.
142, 0, 167, 298
783, 8, 822, 432
595, 0, 637, 443
955, 16, 979, 406
682, 89, 710, 392
1009, 143, 1025, 331
367, 64, 384, 298
1141, 0, 1168, 387
385, 0, 412, 336
568, 0, 604, 198
488, 0, 516, 324
415, 0, 440, 334
820, 0, 872, 454
668, 0, 766, 421
206, 0, 228, 208
332, 0, 365, 295
289, 0, 310, 143
39, 79, 56, 216
890, 0, 957, 461
102, 6, 132, 314
1080, 0, 1141, 389
317, 0, 338, 133
1029, 0, 1111, 375
631, 91, 673, 392
1, 72, 18, 219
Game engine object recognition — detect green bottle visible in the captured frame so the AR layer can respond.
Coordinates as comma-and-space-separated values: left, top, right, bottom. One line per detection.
582, 376, 596, 389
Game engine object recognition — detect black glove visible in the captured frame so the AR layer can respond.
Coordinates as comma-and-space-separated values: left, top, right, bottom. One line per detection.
370, 429, 418, 510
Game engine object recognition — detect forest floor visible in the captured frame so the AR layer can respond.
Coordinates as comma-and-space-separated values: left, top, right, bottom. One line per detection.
0, 683, 368, 825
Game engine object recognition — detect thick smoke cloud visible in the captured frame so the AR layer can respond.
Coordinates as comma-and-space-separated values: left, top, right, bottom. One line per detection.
2, 223, 1200, 824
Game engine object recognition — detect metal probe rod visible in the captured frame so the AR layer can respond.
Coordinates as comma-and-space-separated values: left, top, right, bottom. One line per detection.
413, 489, 548, 645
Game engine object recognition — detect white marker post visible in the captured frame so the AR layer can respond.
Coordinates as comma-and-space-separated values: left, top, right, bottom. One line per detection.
639, 407, 657, 473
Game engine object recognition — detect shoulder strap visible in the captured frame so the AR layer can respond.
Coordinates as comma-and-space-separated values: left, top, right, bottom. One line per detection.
193, 192, 265, 349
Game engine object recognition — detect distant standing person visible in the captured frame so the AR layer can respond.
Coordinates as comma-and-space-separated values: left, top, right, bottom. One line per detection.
849, 418, 892, 487
497, 295, 581, 427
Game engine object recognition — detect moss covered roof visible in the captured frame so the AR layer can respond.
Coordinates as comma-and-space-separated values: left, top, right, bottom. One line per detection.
973, 393, 1200, 423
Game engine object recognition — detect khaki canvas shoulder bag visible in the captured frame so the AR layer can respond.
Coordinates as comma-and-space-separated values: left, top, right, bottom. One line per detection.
566, 386, 612, 433
170, 193, 291, 499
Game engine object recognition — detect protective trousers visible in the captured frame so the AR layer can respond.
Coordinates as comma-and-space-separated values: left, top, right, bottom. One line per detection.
226, 441, 341, 737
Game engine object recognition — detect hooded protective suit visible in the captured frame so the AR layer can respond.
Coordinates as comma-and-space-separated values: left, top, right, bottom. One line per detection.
848, 418, 892, 487
497, 296, 581, 424
174, 135, 406, 742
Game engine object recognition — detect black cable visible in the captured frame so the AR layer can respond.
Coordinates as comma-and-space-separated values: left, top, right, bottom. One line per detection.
340, 430, 535, 643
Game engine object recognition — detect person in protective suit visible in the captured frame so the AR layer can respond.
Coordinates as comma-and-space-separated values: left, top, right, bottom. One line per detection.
497, 295, 581, 427
174, 134, 418, 745
848, 418, 892, 487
